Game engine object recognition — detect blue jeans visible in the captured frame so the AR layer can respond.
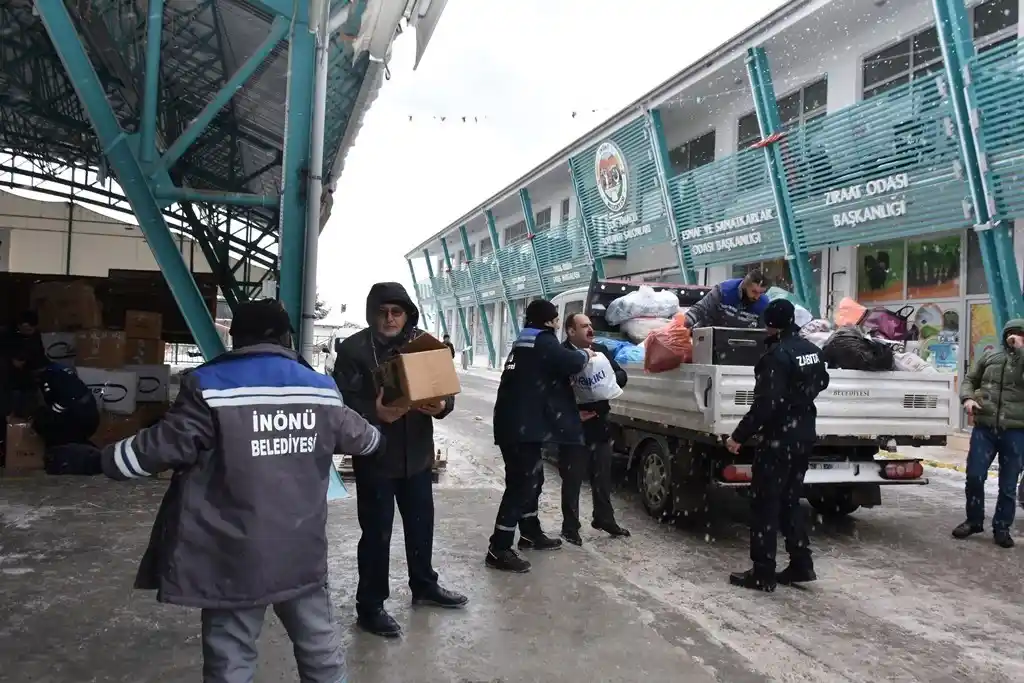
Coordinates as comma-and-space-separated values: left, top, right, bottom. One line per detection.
965, 426, 1024, 533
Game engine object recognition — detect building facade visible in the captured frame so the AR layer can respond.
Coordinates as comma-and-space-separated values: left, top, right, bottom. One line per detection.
404, 0, 1024, 429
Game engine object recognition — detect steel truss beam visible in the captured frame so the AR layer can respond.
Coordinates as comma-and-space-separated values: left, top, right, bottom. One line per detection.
34, 0, 225, 358
518, 188, 549, 299
440, 237, 474, 364
421, 250, 451, 338
485, 208, 519, 337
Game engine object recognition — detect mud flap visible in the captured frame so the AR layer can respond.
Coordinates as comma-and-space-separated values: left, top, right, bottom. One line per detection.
852, 484, 881, 508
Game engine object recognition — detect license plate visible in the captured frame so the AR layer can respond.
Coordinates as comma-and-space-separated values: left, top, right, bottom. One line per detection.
807, 461, 853, 470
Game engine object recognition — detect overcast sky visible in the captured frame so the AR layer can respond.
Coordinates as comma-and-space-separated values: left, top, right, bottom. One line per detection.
315, 0, 789, 324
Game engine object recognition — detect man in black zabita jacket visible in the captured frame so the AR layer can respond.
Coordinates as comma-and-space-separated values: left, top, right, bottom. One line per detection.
99, 299, 384, 683
333, 282, 466, 638
725, 299, 829, 593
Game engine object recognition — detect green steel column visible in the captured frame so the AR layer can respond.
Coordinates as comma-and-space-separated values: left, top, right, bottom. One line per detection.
567, 159, 605, 279
440, 237, 474, 364
933, 0, 1021, 328
419, 251, 450, 338
139, 0, 165, 165
278, 2, 317, 332
485, 209, 519, 336
460, 225, 496, 367
518, 188, 550, 299
647, 108, 698, 285
745, 47, 818, 317
35, 0, 225, 359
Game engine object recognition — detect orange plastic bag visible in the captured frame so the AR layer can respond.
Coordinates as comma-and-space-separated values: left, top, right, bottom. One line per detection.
835, 297, 867, 328
643, 315, 693, 373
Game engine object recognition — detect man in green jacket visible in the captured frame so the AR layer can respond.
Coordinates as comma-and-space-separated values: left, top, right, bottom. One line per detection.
954, 318, 1024, 548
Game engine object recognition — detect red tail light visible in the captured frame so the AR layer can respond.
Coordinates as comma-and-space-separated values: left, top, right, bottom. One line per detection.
881, 460, 924, 480
722, 464, 753, 482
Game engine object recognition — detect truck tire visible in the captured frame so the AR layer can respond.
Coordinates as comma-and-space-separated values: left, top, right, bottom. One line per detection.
808, 487, 860, 518
637, 440, 674, 519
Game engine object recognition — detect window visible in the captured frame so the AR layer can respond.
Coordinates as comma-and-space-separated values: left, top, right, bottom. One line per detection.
455, 249, 466, 266
862, 1, 1017, 99
479, 237, 493, 257
534, 208, 552, 233
563, 299, 585, 320
974, 0, 1018, 50
737, 78, 827, 149
560, 198, 571, 224
856, 234, 964, 303
668, 130, 716, 175
504, 220, 527, 245
732, 253, 823, 301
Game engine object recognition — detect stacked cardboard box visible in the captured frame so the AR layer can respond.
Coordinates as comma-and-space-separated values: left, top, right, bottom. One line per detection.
3, 418, 46, 475
30, 280, 172, 450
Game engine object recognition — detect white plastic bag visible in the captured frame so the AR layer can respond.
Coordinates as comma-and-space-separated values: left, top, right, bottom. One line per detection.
570, 353, 623, 403
605, 286, 679, 325
894, 351, 933, 372
620, 317, 671, 344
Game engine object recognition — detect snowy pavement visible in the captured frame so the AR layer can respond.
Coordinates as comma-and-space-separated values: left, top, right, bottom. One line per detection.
437, 370, 1024, 682
1, 371, 1023, 682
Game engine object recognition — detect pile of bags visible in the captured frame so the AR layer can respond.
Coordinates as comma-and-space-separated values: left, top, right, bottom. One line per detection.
606, 286, 680, 344
599, 286, 695, 373
805, 297, 937, 373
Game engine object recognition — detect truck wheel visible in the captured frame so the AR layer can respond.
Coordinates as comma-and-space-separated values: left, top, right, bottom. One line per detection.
637, 441, 673, 519
808, 488, 860, 518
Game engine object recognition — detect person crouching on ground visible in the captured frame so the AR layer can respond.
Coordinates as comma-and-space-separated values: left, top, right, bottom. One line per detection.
99, 299, 384, 683
954, 318, 1024, 548
486, 299, 596, 573
332, 282, 466, 638
559, 313, 630, 546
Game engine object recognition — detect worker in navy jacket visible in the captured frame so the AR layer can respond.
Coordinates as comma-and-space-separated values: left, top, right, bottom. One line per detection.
100, 299, 383, 683
487, 299, 593, 573
683, 270, 770, 329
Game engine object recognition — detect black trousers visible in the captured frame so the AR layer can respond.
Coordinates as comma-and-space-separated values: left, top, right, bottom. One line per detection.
559, 441, 616, 533
353, 466, 439, 611
489, 443, 545, 551
749, 440, 813, 576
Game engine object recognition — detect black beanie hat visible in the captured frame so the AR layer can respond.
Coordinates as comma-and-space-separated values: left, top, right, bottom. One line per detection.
524, 299, 559, 329
230, 298, 294, 341
763, 298, 796, 330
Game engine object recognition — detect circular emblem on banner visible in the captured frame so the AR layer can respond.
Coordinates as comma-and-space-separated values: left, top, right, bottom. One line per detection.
594, 141, 628, 213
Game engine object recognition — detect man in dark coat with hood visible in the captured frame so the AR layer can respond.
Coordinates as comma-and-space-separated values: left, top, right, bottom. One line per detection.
333, 282, 466, 638
98, 299, 384, 683
486, 299, 594, 573
725, 299, 829, 593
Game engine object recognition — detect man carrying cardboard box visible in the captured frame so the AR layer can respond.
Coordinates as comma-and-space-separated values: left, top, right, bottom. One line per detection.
333, 282, 466, 639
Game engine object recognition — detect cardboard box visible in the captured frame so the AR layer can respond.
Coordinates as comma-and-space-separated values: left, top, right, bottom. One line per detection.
124, 311, 163, 340
374, 333, 461, 408
4, 419, 45, 474
40, 332, 77, 367
30, 281, 103, 332
74, 330, 126, 369
76, 367, 138, 416
125, 338, 166, 365
92, 403, 171, 448
125, 364, 171, 403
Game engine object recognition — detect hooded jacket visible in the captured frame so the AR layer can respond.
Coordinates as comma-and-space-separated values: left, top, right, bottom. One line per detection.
731, 326, 830, 446
684, 278, 769, 329
493, 326, 589, 446
333, 282, 454, 479
99, 344, 381, 609
960, 318, 1024, 430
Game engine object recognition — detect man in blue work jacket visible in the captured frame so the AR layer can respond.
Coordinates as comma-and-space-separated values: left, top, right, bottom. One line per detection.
101, 299, 383, 683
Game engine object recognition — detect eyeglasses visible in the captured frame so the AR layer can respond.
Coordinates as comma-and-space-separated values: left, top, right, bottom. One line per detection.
378, 307, 406, 320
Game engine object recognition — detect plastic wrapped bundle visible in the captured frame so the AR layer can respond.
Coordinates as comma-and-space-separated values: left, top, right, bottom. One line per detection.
621, 317, 672, 344
821, 328, 895, 371
605, 286, 680, 325
644, 316, 693, 373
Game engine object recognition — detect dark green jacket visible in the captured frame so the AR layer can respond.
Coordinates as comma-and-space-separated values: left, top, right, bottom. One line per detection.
960, 318, 1024, 430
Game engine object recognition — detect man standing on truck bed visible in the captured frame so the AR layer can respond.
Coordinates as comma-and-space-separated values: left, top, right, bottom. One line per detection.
725, 299, 829, 592
954, 318, 1024, 549
560, 313, 630, 546
683, 269, 770, 329
487, 299, 595, 573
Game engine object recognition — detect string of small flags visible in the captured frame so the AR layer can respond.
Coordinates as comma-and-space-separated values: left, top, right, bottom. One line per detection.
389, 83, 761, 124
